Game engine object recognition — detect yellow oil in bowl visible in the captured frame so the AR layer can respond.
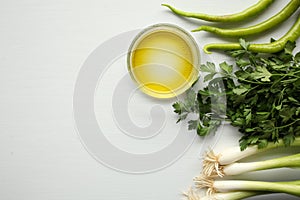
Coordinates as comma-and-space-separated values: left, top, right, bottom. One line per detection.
127, 24, 200, 98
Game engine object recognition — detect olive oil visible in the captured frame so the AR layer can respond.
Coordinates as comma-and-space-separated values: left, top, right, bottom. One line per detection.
128, 24, 200, 98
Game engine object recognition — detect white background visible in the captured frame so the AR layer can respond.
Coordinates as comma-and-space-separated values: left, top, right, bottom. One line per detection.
0, 0, 299, 199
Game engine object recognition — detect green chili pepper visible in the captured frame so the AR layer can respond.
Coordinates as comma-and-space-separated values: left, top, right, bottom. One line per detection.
162, 0, 274, 22
203, 14, 300, 54
192, 0, 300, 37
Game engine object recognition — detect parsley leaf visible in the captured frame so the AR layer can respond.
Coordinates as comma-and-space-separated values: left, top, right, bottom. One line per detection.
172, 40, 300, 150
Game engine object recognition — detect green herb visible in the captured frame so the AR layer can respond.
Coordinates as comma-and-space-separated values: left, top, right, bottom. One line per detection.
173, 39, 300, 150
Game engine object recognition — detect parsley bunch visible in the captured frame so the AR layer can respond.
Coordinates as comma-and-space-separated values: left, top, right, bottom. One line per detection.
173, 39, 300, 150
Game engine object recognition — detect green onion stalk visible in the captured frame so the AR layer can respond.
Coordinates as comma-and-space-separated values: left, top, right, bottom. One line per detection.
183, 188, 266, 200
202, 153, 300, 177
202, 137, 300, 177
195, 177, 300, 197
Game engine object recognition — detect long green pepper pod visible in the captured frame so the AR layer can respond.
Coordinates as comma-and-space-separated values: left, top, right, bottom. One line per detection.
204, 14, 300, 54
162, 0, 274, 22
192, 0, 300, 37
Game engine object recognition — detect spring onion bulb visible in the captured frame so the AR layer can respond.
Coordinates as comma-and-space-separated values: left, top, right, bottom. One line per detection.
203, 138, 300, 177
194, 176, 300, 197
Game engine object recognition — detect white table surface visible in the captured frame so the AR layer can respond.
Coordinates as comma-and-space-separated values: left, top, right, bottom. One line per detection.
0, 0, 299, 199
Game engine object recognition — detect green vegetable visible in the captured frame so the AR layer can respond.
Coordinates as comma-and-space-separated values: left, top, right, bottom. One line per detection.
219, 153, 300, 177
192, 0, 300, 37
204, 14, 300, 53
203, 152, 300, 177
183, 188, 264, 200
173, 40, 300, 150
162, 0, 274, 22
195, 177, 300, 197
202, 138, 300, 177
200, 191, 266, 200
185, 141, 300, 199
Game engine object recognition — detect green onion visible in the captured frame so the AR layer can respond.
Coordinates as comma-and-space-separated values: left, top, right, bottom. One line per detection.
203, 153, 300, 177
195, 177, 300, 197
201, 191, 266, 200
202, 138, 300, 177
185, 141, 300, 199
183, 189, 264, 200
222, 153, 300, 176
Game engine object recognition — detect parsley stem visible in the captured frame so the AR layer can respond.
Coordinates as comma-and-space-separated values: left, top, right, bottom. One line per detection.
276, 118, 300, 129
237, 78, 271, 85
218, 72, 271, 85
272, 73, 300, 78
